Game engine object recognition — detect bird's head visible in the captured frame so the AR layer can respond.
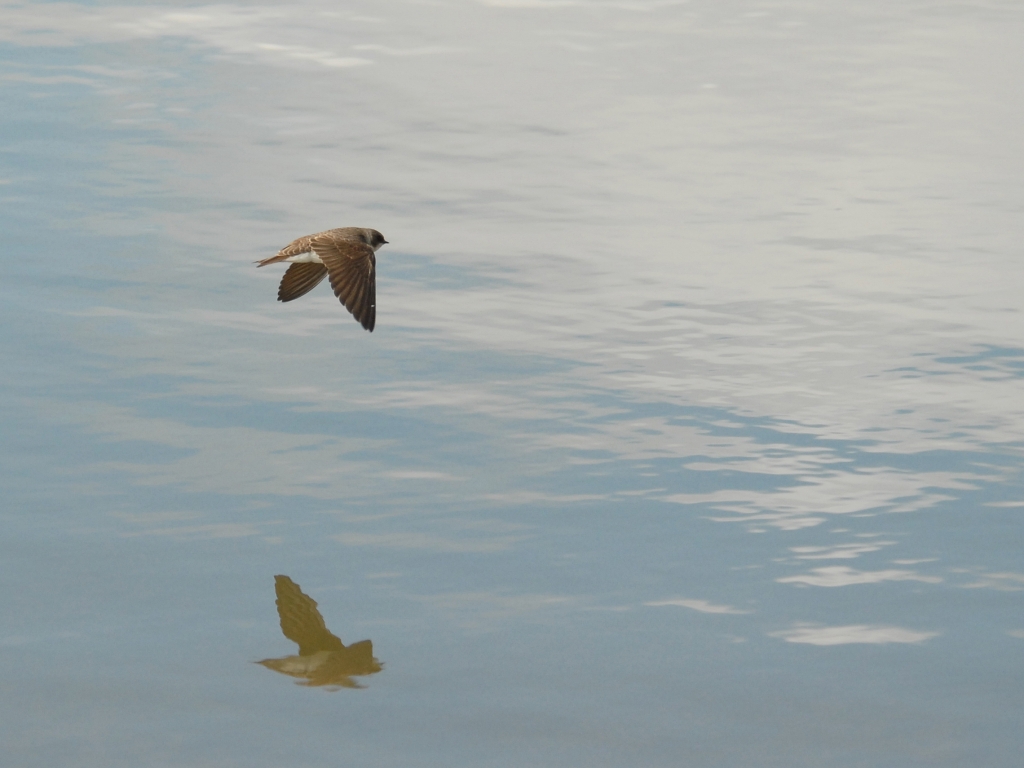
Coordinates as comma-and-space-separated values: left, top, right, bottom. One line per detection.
363, 229, 388, 251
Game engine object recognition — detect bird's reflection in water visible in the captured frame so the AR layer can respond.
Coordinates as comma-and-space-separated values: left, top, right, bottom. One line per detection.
257, 575, 383, 690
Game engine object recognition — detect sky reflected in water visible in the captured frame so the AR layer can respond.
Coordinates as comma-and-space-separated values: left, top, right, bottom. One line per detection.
2, 0, 1023, 765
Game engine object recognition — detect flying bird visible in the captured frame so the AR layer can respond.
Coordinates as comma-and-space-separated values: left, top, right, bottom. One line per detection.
256, 227, 388, 331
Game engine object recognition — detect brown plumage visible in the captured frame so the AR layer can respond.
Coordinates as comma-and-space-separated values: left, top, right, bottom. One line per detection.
278, 262, 328, 302
256, 227, 387, 332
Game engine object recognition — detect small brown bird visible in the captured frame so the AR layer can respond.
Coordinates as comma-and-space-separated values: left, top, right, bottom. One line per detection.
256, 227, 388, 331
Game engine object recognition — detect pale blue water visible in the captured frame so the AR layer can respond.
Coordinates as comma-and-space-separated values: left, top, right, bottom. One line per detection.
2, 1, 1023, 766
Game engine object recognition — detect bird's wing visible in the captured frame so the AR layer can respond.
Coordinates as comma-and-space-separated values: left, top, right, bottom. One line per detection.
309, 236, 376, 331
273, 575, 344, 655
277, 262, 328, 302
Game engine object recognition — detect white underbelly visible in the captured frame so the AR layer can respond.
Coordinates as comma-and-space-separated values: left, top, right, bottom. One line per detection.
285, 252, 323, 264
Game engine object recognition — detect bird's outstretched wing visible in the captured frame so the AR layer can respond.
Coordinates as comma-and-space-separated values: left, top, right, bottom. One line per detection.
278, 262, 329, 302
310, 235, 376, 331
274, 575, 344, 656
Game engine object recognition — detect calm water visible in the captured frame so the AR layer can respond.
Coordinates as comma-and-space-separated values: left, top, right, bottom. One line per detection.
2, 1, 1023, 765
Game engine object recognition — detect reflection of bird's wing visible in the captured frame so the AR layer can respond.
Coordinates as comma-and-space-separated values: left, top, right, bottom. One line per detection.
309, 236, 376, 331
278, 262, 328, 302
274, 575, 344, 655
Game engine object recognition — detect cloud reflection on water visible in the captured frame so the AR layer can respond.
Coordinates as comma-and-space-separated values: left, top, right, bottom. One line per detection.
644, 598, 751, 614
777, 566, 943, 588
771, 624, 940, 646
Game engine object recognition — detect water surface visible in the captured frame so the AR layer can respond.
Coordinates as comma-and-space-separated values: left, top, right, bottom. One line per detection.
2, 1, 1023, 766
